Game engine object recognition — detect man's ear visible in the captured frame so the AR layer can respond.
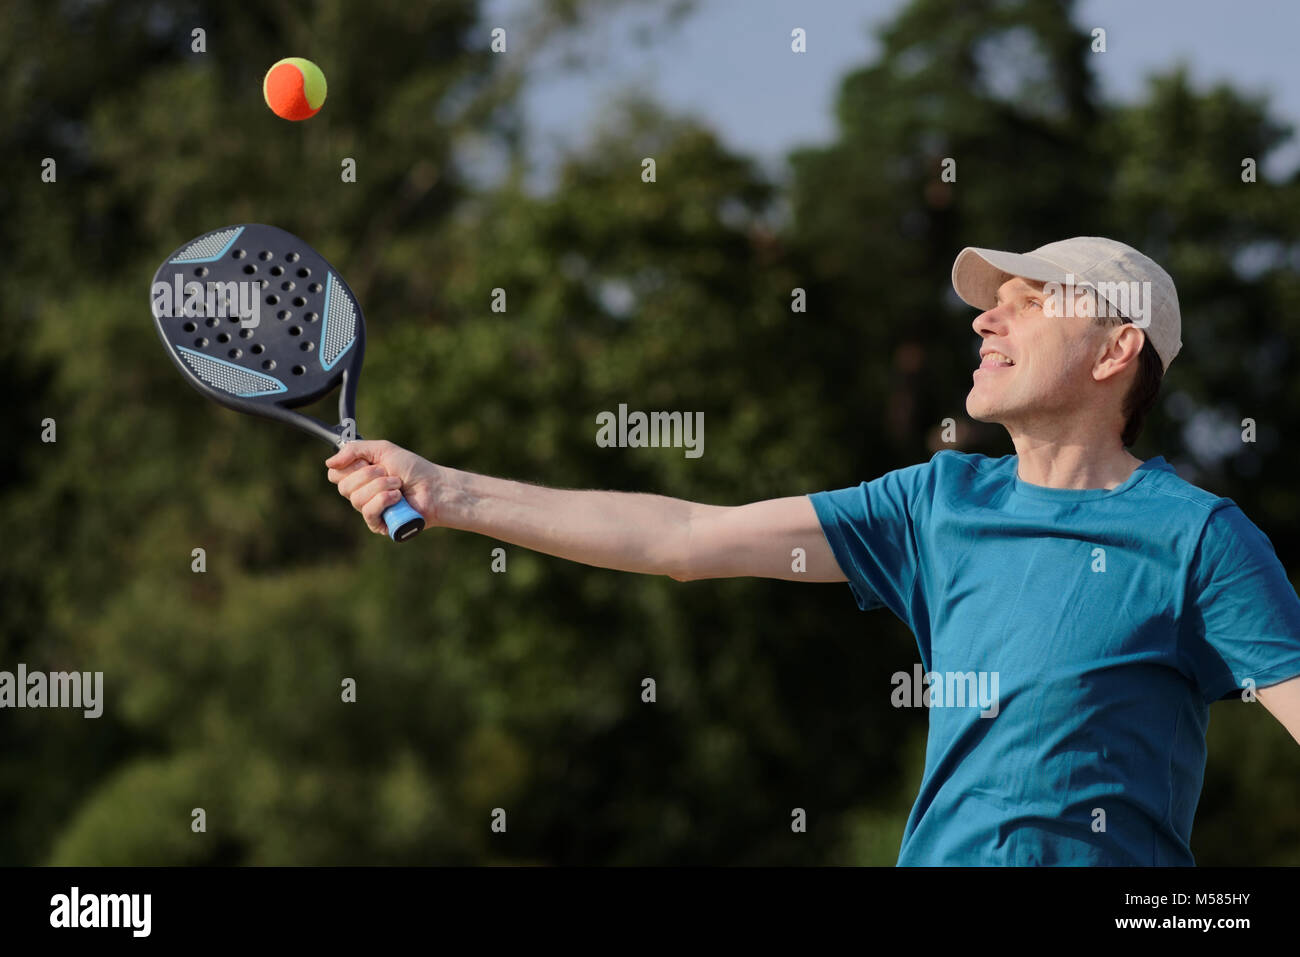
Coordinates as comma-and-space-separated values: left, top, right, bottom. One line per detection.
1093, 324, 1144, 383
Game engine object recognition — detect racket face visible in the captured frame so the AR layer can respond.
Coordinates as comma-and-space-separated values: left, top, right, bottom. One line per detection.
150, 224, 365, 444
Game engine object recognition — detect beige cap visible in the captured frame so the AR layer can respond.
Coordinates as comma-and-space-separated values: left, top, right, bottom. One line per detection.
951, 237, 1182, 371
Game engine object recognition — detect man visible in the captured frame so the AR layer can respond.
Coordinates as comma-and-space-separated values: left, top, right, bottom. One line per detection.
326, 237, 1300, 865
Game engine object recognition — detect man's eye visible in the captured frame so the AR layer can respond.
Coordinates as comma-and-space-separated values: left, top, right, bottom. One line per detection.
1027, 299, 1041, 309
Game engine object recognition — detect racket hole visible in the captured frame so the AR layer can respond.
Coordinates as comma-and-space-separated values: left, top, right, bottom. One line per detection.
300, 341, 315, 352
205, 317, 219, 328
259, 250, 272, 261
289, 326, 302, 336
293, 296, 306, 307
269, 265, 284, 276
277, 310, 290, 320
297, 267, 311, 278
260, 279, 269, 288
285, 252, 300, 262
228, 314, 241, 324
281, 281, 295, 292
217, 332, 230, 343
194, 337, 209, 347
304, 312, 319, 322
266, 295, 279, 305
292, 365, 305, 375
252, 344, 264, 355
308, 282, 322, 293
231, 249, 245, 259
262, 359, 276, 370
228, 348, 242, 359
182, 321, 196, 333
193, 266, 208, 277
243, 264, 256, 275
239, 328, 253, 339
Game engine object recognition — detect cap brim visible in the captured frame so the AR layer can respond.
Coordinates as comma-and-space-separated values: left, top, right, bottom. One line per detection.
951, 247, 1074, 310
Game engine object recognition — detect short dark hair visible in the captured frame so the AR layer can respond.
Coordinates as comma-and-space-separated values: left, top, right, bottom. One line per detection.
1093, 315, 1163, 447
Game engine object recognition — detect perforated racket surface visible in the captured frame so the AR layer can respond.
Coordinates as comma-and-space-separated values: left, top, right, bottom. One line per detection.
150, 223, 424, 542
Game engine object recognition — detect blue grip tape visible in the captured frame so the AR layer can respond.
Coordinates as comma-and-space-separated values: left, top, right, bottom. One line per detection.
382, 495, 425, 543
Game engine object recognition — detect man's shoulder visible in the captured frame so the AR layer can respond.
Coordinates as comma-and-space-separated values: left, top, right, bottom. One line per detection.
1134, 457, 1234, 515
919, 448, 1015, 485
853, 450, 1015, 511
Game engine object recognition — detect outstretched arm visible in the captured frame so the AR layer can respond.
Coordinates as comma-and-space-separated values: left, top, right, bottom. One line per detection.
325, 440, 846, 583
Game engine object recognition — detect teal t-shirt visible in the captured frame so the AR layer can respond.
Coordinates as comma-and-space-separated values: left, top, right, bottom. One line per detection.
809, 450, 1300, 866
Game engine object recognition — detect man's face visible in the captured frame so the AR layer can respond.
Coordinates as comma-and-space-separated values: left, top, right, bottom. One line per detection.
966, 276, 1107, 428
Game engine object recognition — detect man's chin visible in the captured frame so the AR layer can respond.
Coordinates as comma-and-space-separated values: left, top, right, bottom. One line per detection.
965, 394, 998, 424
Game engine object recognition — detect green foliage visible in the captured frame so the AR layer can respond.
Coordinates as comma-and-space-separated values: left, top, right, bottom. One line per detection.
2, 0, 1298, 865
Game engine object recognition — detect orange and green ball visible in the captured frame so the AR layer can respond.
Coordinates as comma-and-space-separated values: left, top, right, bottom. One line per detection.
263, 57, 327, 121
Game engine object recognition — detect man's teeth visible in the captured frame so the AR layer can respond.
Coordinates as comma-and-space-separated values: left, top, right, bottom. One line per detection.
984, 352, 1014, 365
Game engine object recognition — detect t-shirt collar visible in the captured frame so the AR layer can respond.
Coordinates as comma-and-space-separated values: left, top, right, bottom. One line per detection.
1011, 455, 1169, 501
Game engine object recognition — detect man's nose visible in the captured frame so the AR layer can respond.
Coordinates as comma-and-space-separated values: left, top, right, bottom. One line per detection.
972, 305, 1005, 337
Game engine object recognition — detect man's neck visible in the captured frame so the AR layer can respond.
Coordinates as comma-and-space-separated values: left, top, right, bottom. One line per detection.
1010, 435, 1144, 490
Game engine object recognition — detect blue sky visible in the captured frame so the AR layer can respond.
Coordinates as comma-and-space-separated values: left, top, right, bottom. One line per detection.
483, 0, 1300, 189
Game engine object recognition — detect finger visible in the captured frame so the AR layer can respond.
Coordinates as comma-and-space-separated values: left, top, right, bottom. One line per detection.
325, 440, 386, 470
349, 475, 402, 514
324, 446, 364, 469
337, 465, 391, 499
336, 465, 384, 497
326, 460, 373, 486
361, 488, 403, 534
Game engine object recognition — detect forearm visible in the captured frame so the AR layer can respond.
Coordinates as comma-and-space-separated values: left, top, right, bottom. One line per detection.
432, 465, 696, 578
325, 441, 842, 582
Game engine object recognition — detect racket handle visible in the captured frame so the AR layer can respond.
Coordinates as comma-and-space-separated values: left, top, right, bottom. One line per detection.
382, 495, 425, 543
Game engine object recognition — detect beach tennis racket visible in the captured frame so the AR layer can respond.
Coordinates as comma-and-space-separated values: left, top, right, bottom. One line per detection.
149, 223, 425, 542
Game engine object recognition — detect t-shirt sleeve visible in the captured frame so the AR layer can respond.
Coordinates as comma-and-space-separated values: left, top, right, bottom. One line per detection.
1186, 503, 1300, 703
807, 459, 930, 620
